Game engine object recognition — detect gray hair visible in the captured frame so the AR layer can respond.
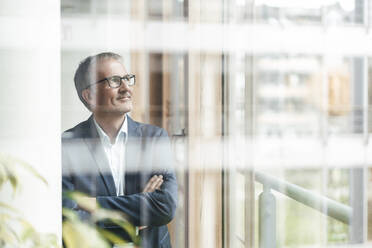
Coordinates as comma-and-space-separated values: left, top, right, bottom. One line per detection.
74, 52, 123, 110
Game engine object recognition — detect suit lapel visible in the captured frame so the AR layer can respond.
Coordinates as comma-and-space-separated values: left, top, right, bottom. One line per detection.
83, 116, 117, 196
125, 116, 142, 194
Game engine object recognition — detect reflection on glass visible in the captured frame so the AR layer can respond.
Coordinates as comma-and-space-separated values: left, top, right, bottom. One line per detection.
253, 169, 349, 246
61, 0, 131, 17
255, 0, 363, 25
255, 55, 322, 137
59, 0, 370, 247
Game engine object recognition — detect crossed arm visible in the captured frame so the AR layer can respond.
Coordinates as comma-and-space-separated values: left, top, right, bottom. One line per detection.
62, 170, 177, 227
80, 175, 164, 230
95, 171, 177, 227
82, 175, 164, 210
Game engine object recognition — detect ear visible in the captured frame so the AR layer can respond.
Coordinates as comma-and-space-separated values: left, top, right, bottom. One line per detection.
82, 88, 95, 107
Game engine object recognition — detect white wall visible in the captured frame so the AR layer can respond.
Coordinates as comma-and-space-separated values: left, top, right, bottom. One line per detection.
0, 0, 61, 240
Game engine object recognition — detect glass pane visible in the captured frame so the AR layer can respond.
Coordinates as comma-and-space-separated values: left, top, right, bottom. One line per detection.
368, 58, 372, 133
255, 55, 322, 137
61, 0, 131, 16
255, 0, 364, 25
59, 0, 370, 247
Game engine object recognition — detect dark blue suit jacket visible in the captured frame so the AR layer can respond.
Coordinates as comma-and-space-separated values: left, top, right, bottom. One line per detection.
62, 115, 177, 248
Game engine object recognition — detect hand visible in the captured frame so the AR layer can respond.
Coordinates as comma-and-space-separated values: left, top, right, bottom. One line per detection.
138, 175, 164, 231
142, 175, 163, 193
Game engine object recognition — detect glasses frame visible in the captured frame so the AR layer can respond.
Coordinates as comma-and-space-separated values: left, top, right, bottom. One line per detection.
88, 74, 136, 89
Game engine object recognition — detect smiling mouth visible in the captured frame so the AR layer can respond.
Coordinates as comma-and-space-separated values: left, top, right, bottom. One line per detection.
118, 96, 131, 101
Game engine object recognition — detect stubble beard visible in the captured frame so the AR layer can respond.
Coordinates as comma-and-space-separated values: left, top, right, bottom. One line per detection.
93, 101, 132, 117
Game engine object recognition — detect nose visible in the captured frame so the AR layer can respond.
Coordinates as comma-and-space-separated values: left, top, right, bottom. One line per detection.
118, 78, 132, 93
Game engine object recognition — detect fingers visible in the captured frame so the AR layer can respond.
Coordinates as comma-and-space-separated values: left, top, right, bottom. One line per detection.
149, 175, 163, 192
143, 175, 164, 193
138, 226, 147, 230
143, 175, 157, 192
153, 175, 163, 190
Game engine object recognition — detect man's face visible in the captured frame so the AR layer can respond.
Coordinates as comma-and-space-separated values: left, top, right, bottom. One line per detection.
85, 58, 133, 115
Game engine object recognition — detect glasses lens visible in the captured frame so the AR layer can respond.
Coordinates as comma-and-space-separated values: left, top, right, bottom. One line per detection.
108, 76, 121, 88
125, 75, 135, 86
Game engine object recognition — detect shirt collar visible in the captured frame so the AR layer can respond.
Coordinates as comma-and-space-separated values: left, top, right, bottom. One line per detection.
93, 115, 128, 145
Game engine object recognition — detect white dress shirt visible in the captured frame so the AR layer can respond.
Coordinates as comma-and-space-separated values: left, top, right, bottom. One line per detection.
93, 116, 128, 196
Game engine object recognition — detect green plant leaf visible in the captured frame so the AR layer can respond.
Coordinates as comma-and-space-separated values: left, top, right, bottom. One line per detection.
17, 218, 60, 248
63, 220, 111, 248
0, 216, 20, 244
8, 173, 19, 196
0, 153, 48, 189
0, 162, 7, 189
97, 228, 128, 245
13, 156, 48, 186
64, 191, 99, 212
0, 153, 58, 248
110, 219, 140, 245
64, 191, 139, 245
40, 233, 60, 248
0, 154, 20, 194
72, 192, 96, 212
0, 202, 20, 213
19, 218, 37, 242
91, 208, 138, 244
91, 208, 127, 222
62, 208, 80, 222
0, 228, 18, 244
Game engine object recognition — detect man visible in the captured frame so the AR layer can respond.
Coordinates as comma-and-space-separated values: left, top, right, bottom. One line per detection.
62, 52, 177, 248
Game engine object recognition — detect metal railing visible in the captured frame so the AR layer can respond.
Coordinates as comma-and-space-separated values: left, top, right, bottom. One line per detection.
255, 171, 353, 248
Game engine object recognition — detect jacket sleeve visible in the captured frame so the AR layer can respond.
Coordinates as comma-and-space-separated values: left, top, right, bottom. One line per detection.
62, 144, 91, 221
62, 169, 90, 221
62, 178, 92, 221
96, 128, 178, 226
97, 171, 177, 226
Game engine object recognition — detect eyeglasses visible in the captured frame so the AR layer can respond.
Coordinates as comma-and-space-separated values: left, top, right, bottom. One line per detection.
89, 74, 136, 89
